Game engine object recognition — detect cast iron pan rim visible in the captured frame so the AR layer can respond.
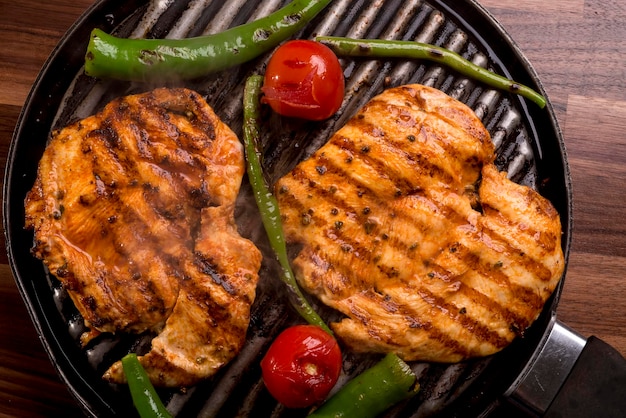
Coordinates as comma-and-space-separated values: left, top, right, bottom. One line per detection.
453, 0, 574, 303
3, 1, 138, 415
2, 0, 573, 416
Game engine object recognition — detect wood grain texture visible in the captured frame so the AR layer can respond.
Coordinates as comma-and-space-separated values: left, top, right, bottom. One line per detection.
481, 0, 585, 15
558, 95, 626, 352
478, 2, 626, 355
0, 2, 98, 415
1, 0, 625, 417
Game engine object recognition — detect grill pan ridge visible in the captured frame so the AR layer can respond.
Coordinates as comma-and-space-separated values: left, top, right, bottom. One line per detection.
4, 0, 571, 417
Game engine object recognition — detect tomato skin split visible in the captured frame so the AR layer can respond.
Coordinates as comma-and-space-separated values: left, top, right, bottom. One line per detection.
261, 325, 342, 408
262, 40, 345, 121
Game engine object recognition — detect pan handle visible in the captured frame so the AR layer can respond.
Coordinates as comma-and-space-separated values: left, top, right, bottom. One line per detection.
545, 335, 626, 417
505, 317, 626, 417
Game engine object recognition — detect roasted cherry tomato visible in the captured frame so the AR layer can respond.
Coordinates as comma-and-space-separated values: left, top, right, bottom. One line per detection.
262, 40, 345, 121
261, 325, 342, 408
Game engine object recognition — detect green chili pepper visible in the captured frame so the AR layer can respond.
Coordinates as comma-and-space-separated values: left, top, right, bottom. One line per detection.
315, 36, 547, 109
85, 0, 332, 82
121, 353, 173, 418
243, 74, 332, 334
308, 353, 420, 418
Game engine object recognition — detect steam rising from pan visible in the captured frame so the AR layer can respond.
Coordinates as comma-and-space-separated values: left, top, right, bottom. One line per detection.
32, 0, 562, 416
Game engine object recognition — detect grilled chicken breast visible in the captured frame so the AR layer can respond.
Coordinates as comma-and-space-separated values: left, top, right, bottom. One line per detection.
276, 84, 564, 362
25, 88, 262, 386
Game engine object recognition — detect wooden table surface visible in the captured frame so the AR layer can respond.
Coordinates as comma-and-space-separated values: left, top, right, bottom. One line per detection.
1, 0, 625, 417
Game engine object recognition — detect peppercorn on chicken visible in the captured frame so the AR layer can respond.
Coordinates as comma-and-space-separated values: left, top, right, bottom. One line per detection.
24, 88, 262, 387
275, 84, 564, 362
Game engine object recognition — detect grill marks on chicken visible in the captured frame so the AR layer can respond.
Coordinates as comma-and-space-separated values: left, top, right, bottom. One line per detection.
25, 88, 262, 386
276, 84, 564, 362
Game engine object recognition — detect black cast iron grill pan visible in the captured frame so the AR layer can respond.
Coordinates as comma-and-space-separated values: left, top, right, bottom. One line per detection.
4, 0, 624, 417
